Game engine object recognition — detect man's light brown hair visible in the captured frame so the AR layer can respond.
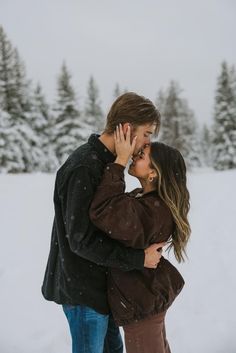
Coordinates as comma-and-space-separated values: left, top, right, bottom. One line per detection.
104, 92, 161, 134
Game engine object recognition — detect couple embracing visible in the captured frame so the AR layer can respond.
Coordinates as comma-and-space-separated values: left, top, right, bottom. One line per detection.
42, 92, 191, 353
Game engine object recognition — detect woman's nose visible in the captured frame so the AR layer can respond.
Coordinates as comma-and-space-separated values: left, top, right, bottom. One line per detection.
132, 154, 139, 162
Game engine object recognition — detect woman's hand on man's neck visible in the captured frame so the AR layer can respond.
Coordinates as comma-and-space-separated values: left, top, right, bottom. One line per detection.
99, 133, 116, 155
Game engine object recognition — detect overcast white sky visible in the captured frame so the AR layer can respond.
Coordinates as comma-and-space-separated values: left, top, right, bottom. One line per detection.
0, 0, 235, 125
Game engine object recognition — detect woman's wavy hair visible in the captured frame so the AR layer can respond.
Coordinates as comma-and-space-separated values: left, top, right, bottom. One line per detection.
150, 142, 191, 263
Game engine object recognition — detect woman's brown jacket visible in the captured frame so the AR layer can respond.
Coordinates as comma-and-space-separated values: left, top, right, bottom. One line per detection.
89, 163, 184, 326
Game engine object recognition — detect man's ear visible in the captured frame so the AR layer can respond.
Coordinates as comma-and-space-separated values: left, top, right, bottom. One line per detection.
122, 122, 130, 137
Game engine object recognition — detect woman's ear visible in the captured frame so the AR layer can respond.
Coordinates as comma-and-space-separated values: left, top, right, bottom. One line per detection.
149, 169, 157, 179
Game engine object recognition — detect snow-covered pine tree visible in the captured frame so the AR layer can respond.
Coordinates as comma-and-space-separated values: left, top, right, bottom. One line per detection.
0, 26, 44, 173
0, 27, 19, 172
0, 25, 16, 118
52, 62, 86, 166
13, 48, 32, 113
201, 124, 212, 167
31, 83, 58, 172
212, 61, 236, 170
229, 64, 236, 163
0, 108, 25, 173
156, 84, 179, 146
113, 83, 121, 99
12, 48, 47, 172
154, 88, 166, 141
230, 65, 236, 104
113, 83, 128, 99
84, 75, 105, 133
156, 81, 201, 169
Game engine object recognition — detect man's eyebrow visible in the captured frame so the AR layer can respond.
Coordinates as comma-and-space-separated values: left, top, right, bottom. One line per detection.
146, 131, 153, 134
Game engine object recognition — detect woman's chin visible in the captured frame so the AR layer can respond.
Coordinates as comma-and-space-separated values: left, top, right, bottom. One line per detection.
128, 168, 135, 177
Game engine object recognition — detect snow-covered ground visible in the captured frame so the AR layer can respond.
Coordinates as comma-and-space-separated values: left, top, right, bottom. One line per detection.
0, 169, 235, 353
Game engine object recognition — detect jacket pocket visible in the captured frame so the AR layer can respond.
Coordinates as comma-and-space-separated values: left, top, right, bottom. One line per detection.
108, 272, 135, 322
150, 257, 185, 309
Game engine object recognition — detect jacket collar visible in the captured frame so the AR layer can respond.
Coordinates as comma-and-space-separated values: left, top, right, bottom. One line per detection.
88, 134, 115, 165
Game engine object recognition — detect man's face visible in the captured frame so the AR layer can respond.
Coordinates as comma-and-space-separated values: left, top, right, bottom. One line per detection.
131, 123, 156, 155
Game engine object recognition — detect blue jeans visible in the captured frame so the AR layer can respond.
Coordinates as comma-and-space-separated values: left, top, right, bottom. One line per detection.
63, 304, 123, 353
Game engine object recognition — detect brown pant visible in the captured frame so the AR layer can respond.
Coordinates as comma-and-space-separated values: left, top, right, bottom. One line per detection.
123, 311, 171, 353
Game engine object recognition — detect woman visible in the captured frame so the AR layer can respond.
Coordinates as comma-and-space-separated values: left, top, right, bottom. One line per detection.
89, 125, 191, 353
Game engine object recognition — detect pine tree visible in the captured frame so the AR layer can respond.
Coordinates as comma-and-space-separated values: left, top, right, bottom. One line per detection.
113, 83, 121, 99
230, 65, 236, 104
12, 48, 32, 114
31, 83, 50, 132
113, 83, 128, 99
0, 25, 16, 117
201, 124, 212, 167
0, 107, 44, 174
85, 75, 104, 133
212, 61, 236, 170
52, 62, 85, 166
0, 31, 31, 118
156, 81, 201, 169
230, 64, 236, 156
0, 108, 25, 173
12, 47, 46, 172
0, 26, 44, 173
31, 83, 58, 172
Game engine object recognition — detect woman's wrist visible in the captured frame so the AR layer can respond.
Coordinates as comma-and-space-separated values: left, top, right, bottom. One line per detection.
114, 157, 128, 167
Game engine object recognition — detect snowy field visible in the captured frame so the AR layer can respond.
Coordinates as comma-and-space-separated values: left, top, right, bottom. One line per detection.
0, 169, 236, 353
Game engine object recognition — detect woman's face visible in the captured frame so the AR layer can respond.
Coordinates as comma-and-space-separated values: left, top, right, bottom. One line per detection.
128, 145, 153, 179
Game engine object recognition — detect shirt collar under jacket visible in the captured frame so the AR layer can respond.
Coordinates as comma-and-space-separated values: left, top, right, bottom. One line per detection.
88, 134, 115, 165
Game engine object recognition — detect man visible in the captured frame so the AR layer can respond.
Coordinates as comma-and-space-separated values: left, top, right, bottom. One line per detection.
42, 92, 166, 353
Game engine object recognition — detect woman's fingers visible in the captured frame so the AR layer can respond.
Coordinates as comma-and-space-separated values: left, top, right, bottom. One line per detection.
115, 124, 137, 152
117, 124, 132, 144
131, 135, 137, 153
119, 124, 125, 142
115, 125, 122, 144
126, 124, 131, 142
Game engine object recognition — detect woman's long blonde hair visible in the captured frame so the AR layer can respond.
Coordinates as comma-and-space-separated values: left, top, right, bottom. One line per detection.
150, 142, 191, 263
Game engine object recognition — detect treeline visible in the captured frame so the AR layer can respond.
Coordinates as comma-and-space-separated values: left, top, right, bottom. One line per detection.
156, 63, 236, 171
0, 25, 236, 173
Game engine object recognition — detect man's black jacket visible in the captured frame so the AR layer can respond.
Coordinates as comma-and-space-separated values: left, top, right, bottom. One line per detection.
41, 134, 144, 314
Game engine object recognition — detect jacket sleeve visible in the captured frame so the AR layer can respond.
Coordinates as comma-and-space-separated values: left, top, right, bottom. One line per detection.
89, 163, 167, 249
60, 165, 145, 271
